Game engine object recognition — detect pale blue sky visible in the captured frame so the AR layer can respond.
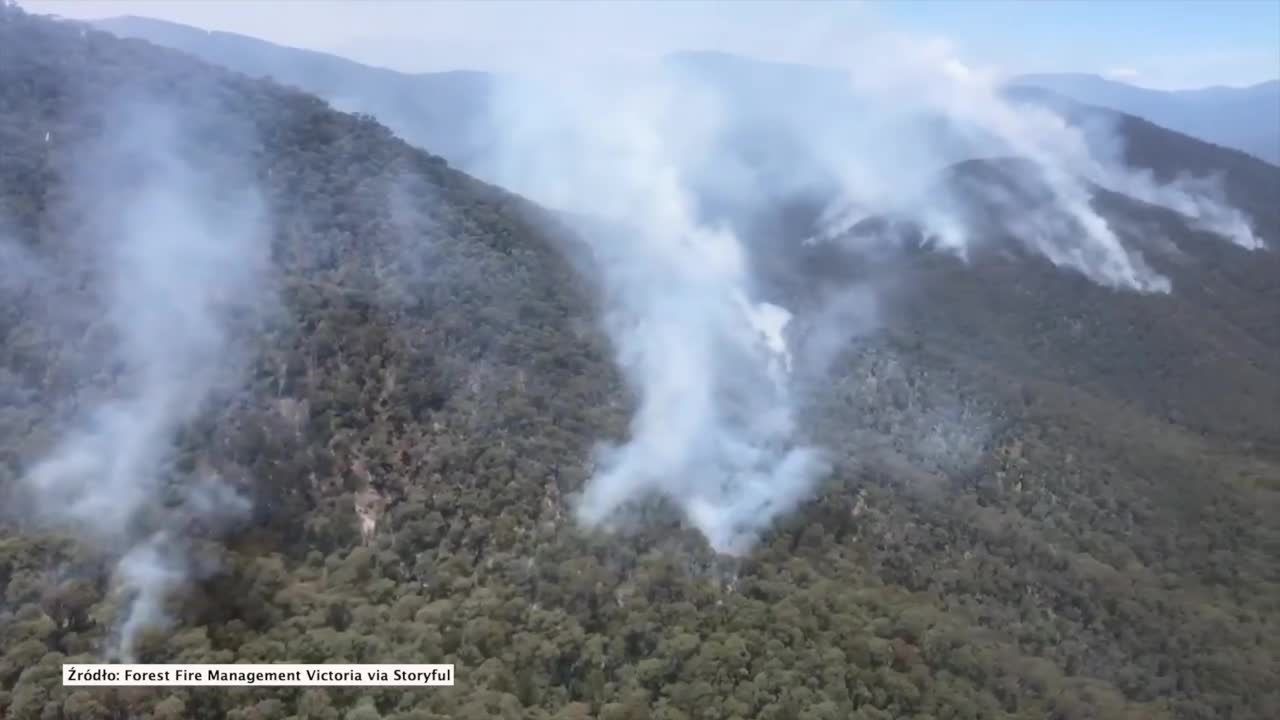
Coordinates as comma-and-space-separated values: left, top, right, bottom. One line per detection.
880, 0, 1280, 88
21, 1, 1280, 89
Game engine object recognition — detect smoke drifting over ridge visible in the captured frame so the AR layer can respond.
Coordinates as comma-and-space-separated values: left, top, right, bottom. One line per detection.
474, 36, 1264, 553
8, 95, 272, 658
750, 42, 1262, 290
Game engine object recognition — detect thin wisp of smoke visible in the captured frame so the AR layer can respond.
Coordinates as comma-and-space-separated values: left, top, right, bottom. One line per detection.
15, 95, 271, 659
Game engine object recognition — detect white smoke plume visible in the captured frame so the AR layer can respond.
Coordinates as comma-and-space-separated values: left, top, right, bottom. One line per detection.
16, 95, 271, 658
472, 27, 1263, 554
112, 533, 186, 660
480, 69, 826, 555
796, 37, 1262, 287
1109, 169, 1263, 249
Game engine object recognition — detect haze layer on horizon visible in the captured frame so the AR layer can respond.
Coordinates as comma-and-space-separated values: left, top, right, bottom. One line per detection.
19, 0, 1280, 91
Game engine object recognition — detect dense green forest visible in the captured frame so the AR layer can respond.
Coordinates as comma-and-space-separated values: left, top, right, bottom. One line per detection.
1, 5, 1278, 720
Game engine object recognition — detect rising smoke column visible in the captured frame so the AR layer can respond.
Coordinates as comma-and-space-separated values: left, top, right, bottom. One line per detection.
482, 69, 826, 555
19, 95, 270, 659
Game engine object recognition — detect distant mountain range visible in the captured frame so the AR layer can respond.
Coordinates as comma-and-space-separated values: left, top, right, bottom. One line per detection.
92, 15, 498, 168
93, 16, 1280, 169
1011, 72, 1280, 164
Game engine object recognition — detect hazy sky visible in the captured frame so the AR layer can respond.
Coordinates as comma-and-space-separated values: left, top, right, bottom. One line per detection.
20, 0, 1280, 90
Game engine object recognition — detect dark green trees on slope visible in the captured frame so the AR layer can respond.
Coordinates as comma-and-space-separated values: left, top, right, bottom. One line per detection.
1, 5, 1278, 720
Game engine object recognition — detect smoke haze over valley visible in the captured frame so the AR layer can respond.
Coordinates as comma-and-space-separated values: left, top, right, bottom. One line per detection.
1, 2, 1278, 718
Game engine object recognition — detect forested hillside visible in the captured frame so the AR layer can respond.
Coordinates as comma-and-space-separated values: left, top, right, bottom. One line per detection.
92, 14, 496, 170
1, 6, 1278, 720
